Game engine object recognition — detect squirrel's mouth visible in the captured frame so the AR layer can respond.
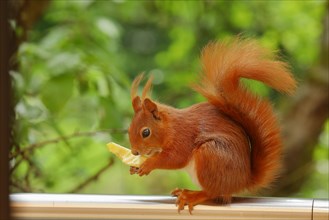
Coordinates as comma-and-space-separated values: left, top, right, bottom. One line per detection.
143, 147, 162, 157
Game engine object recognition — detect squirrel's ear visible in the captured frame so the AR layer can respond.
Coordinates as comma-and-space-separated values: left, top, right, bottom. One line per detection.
132, 96, 142, 113
143, 98, 160, 120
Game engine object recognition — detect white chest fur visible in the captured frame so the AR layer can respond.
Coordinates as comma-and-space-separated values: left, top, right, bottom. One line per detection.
183, 158, 201, 188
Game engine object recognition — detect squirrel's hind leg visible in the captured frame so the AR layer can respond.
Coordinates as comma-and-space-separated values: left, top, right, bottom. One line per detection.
171, 189, 209, 214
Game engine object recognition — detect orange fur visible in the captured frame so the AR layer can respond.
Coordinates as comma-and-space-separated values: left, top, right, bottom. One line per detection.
128, 38, 296, 213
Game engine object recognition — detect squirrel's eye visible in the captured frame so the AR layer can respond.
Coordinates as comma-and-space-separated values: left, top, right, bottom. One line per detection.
141, 128, 151, 138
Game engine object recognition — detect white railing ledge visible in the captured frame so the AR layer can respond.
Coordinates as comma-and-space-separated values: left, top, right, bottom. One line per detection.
10, 193, 329, 220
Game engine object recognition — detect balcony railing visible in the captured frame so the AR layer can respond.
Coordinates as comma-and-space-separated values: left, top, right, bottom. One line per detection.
10, 193, 328, 220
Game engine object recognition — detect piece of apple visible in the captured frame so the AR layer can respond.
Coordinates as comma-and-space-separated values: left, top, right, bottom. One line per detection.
107, 142, 146, 167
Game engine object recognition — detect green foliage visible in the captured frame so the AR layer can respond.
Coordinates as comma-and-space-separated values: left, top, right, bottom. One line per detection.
12, 0, 327, 197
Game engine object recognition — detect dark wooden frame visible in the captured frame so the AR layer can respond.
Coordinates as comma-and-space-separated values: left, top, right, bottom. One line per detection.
1, 0, 13, 219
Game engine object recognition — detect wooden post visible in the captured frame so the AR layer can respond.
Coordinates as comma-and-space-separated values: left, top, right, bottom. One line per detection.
0, 0, 13, 219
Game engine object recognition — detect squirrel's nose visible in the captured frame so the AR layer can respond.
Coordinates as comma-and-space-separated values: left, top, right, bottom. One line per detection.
131, 149, 139, 156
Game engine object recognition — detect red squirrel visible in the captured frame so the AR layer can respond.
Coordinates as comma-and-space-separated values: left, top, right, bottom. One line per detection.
128, 38, 296, 213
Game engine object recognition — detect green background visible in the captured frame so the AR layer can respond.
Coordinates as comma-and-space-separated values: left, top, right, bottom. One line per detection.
11, 0, 328, 199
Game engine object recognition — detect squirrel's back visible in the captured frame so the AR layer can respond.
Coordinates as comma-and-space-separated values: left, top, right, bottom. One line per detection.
194, 38, 296, 191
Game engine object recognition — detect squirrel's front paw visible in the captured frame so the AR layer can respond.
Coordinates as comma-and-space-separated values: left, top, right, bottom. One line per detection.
137, 162, 153, 176
130, 166, 139, 175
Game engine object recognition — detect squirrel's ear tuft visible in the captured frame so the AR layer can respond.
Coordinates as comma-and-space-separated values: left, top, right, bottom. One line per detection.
143, 98, 160, 120
132, 96, 142, 113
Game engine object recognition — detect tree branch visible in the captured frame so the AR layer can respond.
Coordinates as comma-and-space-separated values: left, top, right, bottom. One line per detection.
69, 158, 114, 193
10, 128, 127, 160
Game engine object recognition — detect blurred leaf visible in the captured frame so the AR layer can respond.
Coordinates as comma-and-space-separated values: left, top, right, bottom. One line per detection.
40, 74, 74, 114
15, 96, 48, 123
96, 17, 120, 39
40, 26, 71, 50
47, 52, 81, 76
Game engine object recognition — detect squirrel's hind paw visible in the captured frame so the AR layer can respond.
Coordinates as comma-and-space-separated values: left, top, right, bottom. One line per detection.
171, 189, 209, 214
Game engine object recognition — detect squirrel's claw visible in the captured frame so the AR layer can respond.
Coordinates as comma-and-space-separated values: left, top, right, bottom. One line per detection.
171, 188, 209, 214
136, 162, 152, 176
129, 166, 139, 175
173, 189, 193, 214
129, 165, 150, 176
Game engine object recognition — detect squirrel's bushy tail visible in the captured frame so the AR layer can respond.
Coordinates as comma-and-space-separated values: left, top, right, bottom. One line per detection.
194, 38, 296, 191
